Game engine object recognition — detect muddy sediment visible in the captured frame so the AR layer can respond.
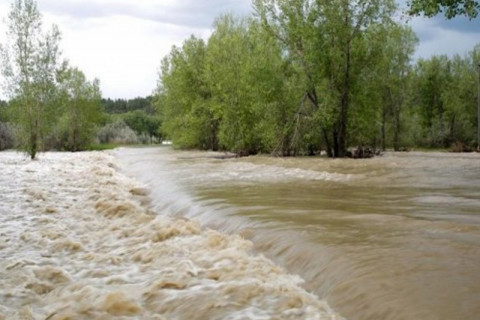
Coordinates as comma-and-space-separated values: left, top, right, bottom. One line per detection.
0, 151, 340, 320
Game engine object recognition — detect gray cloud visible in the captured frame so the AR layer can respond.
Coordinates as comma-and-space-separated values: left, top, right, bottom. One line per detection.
38, 0, 252, 29
407, 14, 480, 59
431, 14, 480, 33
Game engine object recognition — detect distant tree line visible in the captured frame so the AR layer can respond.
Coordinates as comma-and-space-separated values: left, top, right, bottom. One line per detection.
155, 0, 480, 157
101, 96, 156, 114
99, 96, 162, 144
100, 100, 162, 144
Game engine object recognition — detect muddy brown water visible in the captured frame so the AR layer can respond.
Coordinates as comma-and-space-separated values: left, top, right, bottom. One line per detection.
116, 147, 480, 320
1, 151, 337, 319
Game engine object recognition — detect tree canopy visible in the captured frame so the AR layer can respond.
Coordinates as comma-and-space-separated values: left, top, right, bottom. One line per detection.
0, 0, 62, 158
407, 0, 480, 19
156, 1, 480, 156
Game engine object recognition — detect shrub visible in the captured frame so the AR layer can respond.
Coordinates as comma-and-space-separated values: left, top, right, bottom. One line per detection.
0, 122, 15, 150
96, 120, 139, 145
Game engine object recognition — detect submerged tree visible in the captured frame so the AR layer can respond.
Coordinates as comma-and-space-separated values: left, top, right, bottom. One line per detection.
0, 0, 62, 159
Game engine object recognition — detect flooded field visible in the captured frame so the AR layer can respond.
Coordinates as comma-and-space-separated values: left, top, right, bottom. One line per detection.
116, 147, 480, 320
0, 151, 339, 319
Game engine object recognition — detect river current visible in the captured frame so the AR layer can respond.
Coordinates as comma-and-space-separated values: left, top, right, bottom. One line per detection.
116, 147, 480, 320
0, 151, 338, 319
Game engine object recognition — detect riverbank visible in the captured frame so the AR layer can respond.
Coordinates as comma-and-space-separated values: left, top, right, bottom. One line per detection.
0, 151, 340, 319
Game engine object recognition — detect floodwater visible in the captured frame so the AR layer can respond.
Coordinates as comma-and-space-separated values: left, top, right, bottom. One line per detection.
0, 151, 339, 319
116, 147, 480, 320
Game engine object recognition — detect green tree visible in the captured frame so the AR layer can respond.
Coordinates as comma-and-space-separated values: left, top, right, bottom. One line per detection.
0, 100, 15, 150
408, 46, 480, 149
0, 100, 8, 121
254, 0, 397, 157
122, 109, 161, 142
411, 56, 452, 146
157, 36, 216, 149
377, 25, 418, 150
0, 0, 62, 159
205, 15, 271, 155
407, 0, 479, 19
440, 47, 479, 148
55, 66, 102, 151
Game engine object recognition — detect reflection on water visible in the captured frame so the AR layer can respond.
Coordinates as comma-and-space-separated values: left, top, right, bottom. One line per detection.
116, 147, 480, 320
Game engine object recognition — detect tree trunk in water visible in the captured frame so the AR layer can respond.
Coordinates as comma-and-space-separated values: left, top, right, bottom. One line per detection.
73, 127, 78, 152
333, 128, 339, 158
210, 119, 219, 151
323, 128, 333, 157
393, 110, 400, 151
381, 106, 386, 151
449, 114, 456, 145
29, 115, 38, 160
30, 130, 37, 160
335, 42, 351, 158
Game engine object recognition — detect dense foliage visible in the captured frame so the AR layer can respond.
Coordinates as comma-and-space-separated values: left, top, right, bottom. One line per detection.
100, 97, 162, 143
101, 96, 156, 114
156, 1, 479, 156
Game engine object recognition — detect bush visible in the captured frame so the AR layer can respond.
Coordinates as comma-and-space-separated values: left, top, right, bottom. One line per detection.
96, 120, 140, 145
121, 110, 161, 141
0, 122, 15, 150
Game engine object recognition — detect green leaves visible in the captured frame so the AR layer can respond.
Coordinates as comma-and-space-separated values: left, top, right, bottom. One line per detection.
157, 35, 216, 149
410, 48, 479, 148
407, 0, 479, 19
1, 0, 105, 156
1, 0, 61, 158
55, 66, 102, 151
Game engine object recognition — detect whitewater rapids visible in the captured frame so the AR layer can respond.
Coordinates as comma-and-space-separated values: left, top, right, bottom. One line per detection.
0, 151, 341, 320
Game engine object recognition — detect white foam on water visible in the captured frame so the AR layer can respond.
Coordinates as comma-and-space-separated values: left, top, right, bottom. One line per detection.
175, 161, 353, 186
0, 151, 342, 320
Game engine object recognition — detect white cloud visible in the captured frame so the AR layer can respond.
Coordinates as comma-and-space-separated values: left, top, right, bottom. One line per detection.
48, 13, 204, 99
408, 16, 480, 59
38, 0, 251, 29
0, 0, 251, 99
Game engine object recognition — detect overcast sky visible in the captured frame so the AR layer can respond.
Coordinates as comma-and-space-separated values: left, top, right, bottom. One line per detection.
0, 0, 479, 99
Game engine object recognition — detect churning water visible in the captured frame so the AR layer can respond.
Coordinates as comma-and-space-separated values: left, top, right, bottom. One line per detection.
0, 151, 339, 319
115, 147, 480, 320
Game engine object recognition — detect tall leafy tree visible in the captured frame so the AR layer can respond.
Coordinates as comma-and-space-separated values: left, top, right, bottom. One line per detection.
56, 66, 102, 151
157, 36, 216, 149
254, 0, 397, 157
206, 15, 285, 155
408, 47, 479, 149
0, 0, 62, 159
411, 56, 452, 146
377, 25, 418, 150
